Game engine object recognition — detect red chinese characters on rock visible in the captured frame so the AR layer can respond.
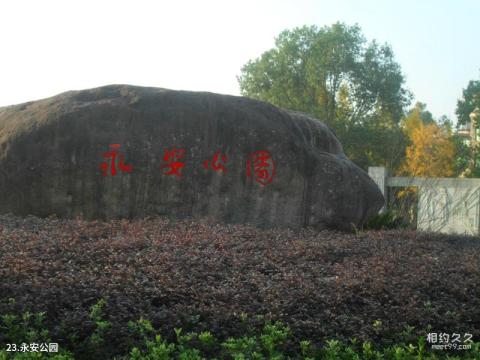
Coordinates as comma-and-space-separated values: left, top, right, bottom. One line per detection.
99, 145, 276, 185
160, 147, 185, 177
246, 150, 276, 186
99, 144, 133, 177
203, 151, 228, 173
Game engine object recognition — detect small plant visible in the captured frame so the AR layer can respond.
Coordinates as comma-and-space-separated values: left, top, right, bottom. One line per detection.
128, 317, 155, 339
351, 222, 361, 237
130, 334, 176, 360
0, 311, 50, 345
221, 335, 259, 357
373, 319, 383, 331
400, 324, 416, 344
299, 340, 313, 359
364, 209, 407, 230
323, 339, 342, 359
2, 304, 480, 359
88, 299, 111, 346
259, 322, 289, 358
0, 308, 74, 359
198, 331, 216, 349
423, 300, 433, 312
239, 312, 249, 322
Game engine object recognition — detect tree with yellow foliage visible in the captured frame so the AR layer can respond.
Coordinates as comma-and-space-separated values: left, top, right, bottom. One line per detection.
400, 103, 455, 177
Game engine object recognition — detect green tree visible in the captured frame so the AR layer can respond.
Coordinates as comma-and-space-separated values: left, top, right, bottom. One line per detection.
451, 134, 472, 176
342, 114, 408, 173
406, 102, 434, 124
238, 22, 411, 171
455, 78, 480, 177
238, 22, 411, 128
456, 79, 480, 126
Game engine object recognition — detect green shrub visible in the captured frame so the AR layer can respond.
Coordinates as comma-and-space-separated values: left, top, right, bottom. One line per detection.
364, 209, 407, 230
1, 304, 479, 359
0, 304, 74, 359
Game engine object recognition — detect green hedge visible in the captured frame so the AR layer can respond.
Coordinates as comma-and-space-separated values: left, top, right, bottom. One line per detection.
0, 301, 478, 359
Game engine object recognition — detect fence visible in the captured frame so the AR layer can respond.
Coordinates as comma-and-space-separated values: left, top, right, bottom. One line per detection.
368, 167, 480, 235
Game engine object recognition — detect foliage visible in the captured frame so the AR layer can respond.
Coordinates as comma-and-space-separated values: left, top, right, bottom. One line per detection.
336, 112, 408, 171
456, 79, 480, 126
450, 134, 480, 177
238, 23, 410, 126
400, 103, 456, 177
363, 209, 407, 230
0, 308, 49, 346
402, 103, 435, 138
1, 309, 480, 359
453, 78, 480, 176
0, 301, 73, 359
87, 299, 110, 346
0, 215, 479, 358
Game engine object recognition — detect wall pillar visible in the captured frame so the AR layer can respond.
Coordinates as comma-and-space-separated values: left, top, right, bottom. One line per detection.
368, 166, 388, 213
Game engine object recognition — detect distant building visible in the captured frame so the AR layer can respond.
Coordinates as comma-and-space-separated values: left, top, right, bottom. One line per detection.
456, 121, 477, 146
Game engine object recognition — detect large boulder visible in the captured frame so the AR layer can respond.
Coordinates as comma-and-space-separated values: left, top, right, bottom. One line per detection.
0, 85, 383, 230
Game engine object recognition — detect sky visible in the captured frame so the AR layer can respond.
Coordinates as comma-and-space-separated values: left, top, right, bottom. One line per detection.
0, 0, 479, 123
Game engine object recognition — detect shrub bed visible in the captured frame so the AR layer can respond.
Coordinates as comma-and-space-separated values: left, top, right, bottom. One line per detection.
0, 215, 479, 358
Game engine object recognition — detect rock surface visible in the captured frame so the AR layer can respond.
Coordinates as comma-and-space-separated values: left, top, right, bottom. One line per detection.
0, 85, 383, 230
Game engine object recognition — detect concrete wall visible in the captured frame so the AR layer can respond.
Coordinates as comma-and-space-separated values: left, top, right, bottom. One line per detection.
368, 167, 480, 235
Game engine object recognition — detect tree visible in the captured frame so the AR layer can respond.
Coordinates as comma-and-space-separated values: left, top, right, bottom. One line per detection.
341, 114, 408, 173
238, 23, 411, 128
456, 79, 480, 126
451, 134, 472, 176
400, 104, 456, 177
455, 78, 480, 177
238, 23, 411, 171
406, 102, 434, 124
402, 102, 435, 138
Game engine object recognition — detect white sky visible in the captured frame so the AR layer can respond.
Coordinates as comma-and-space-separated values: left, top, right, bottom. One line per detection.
1, 0, 479, 123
